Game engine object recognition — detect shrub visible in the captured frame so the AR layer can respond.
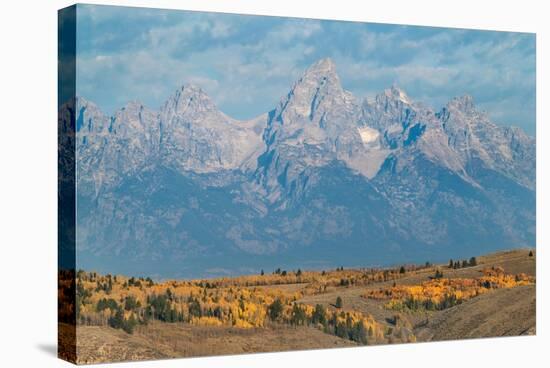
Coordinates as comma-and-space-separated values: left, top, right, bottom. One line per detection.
335, 296, 343, 308
122, 314, 138, 334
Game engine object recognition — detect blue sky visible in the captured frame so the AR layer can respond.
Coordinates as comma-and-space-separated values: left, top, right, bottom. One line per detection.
75, 4, 536, 135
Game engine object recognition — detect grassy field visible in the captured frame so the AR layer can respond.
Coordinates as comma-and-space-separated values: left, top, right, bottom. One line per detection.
66, 322, 357, 364
60, 248, 536, 364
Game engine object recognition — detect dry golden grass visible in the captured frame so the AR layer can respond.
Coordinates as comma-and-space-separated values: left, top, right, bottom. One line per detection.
417, 285, 536, 341
72, 322, 357, 364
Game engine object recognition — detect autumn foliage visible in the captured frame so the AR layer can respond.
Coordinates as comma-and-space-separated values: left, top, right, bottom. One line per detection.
67, 268, 405, 345
364, 266, 535, 311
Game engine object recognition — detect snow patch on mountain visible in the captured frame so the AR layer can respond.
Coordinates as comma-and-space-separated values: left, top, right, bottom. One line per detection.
357, 126, 380, 145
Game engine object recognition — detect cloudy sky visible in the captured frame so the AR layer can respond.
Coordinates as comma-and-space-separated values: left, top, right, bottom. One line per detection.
75, 4, 536, 135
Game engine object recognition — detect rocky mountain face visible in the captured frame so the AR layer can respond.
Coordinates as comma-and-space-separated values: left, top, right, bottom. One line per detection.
62, 58, 535, 278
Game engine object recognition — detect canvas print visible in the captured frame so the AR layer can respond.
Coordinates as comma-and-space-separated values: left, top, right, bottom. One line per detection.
58, 4, 536, 364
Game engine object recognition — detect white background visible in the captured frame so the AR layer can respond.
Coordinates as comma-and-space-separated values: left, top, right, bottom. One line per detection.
0, 0, 547, 367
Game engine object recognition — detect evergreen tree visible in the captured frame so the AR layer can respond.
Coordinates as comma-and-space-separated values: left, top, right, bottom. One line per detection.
424, 298, 436, 311
108, 307, 124, 329
166, 288, 173, 301
268, 298, 283, 321
335, 321, 348, 338
335, 296, 343, 309
351, 321, 368, 344
124, 295, 139, 311
188, 297, 202, 318
399, 266, 406, 274
97, 298, 118, 312
106, 276, 113, 293
290, 304, 307, 326
312, 304, 327, 325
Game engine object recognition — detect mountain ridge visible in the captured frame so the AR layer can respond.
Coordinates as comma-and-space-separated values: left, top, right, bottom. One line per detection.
60, 58, 535, 277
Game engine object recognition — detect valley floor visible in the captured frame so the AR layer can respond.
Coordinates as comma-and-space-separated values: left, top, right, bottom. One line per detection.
62, 249, 536, 364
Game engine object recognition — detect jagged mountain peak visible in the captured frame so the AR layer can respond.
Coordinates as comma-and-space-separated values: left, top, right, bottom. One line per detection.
383, 85, 412, 105
72, 96, 110, 134
362, 86, 417, 134
372, 85, 414, 109
301, 57, 338, 80
285, 58, 346, 103
176, 83, 210, 98
111, 100, 158, 138
120, 100, 146, 111
439, 94, 488, 125
74, 96, 103, 115
115, 100, 154, 121
447, 94, 476, 112
162, 83, 219, 120
273, 58, 356, 127
74, 95, 91, 108
157, 83, 266, 174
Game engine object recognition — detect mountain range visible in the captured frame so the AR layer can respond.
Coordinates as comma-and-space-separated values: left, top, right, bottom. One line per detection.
59, 58, 535, 278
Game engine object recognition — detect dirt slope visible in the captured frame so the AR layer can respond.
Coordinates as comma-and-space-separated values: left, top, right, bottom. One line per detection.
415, 285, 535, 341
73, 322, 357, 364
